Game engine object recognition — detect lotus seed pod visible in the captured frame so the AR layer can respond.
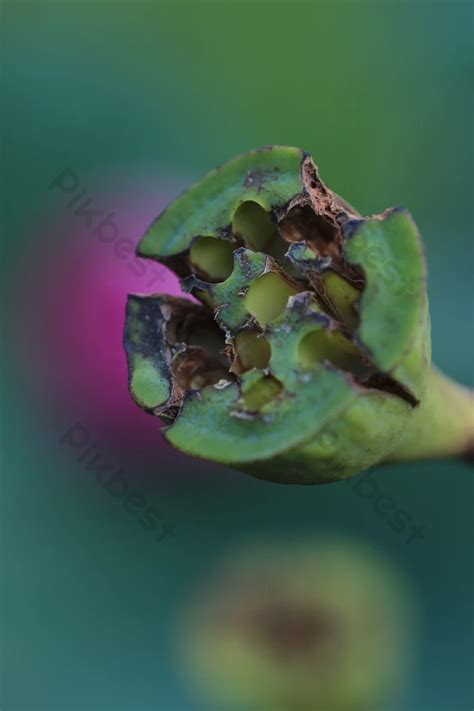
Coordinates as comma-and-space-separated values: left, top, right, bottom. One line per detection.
178, 537, 417, 711
124, 146, 473, 484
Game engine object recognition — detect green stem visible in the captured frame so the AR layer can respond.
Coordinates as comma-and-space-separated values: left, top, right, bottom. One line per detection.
386, 366, 473, 462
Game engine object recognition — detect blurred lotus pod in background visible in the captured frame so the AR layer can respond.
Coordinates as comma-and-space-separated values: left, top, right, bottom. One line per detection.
178, 536, 417, 711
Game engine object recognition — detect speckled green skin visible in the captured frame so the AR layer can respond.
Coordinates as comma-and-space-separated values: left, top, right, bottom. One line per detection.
139, 147, 303, 258
124, 146, 472, 484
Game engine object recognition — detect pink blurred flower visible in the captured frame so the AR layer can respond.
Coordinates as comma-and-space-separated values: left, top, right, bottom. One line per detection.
17, 173, 189, 460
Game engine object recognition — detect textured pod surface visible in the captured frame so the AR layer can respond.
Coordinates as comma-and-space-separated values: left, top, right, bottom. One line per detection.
124, 146, 431, 483
178, 537, 417, 711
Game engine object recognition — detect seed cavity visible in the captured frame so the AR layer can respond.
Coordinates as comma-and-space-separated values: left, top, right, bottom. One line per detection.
241, 374, 283, 413
279, 205, 340, 257
245, 272, 300, 327
189, 236, 235, 283
232, 200, 290, 264
232, 200, 276, 252
231, 331, 271, 373
322, 271, 360, 330
172, 347, 232, 391
298, 328, 372, 378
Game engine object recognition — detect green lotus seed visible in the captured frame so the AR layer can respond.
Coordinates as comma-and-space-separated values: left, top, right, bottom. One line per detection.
232, 200, 276, 251
240, 373, 283, 413
231, 331, 271, 373
244, 272, 300, 327
298, 328, 371, 377
189, 235, 235, 283
322, 270, 360, 330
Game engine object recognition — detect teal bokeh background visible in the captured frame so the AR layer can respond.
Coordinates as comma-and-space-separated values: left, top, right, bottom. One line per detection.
1, 2, 473, 710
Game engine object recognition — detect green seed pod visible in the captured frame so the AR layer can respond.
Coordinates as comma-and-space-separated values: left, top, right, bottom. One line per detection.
178, 537, 417, 711
124, 146, 473, 484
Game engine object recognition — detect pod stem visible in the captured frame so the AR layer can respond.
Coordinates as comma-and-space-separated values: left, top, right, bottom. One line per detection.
386, 366, 473, 463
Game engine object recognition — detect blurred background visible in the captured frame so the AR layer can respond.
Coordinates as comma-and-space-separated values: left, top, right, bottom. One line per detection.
1, 2, 473, 710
